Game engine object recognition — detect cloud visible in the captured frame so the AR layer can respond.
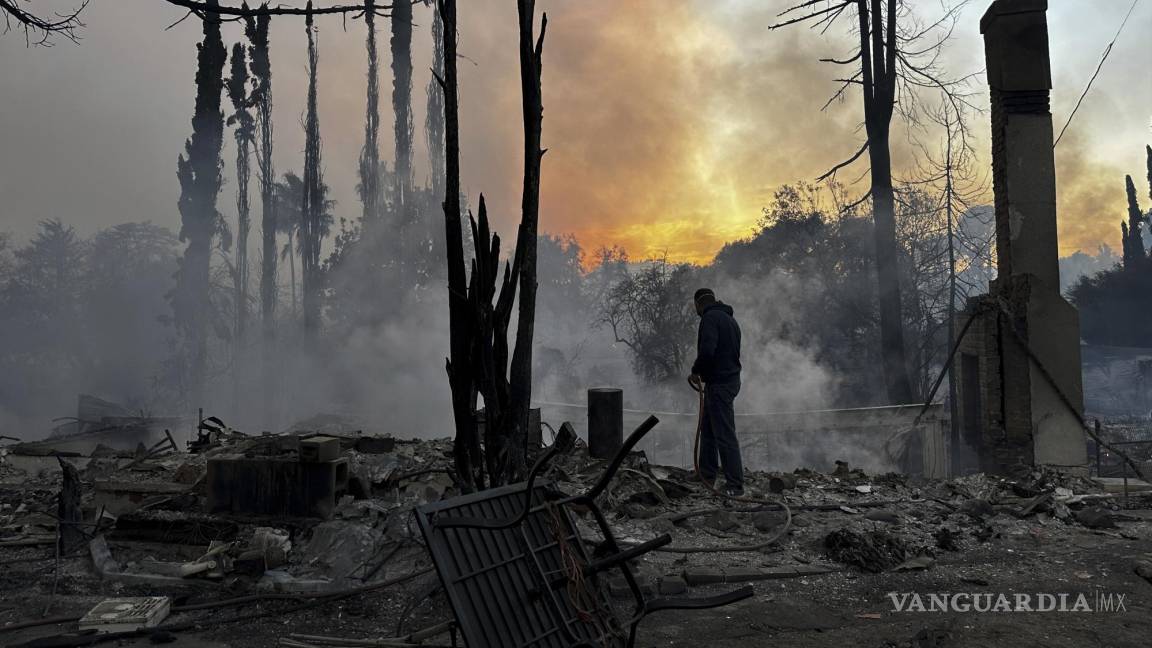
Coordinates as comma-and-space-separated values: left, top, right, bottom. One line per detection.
0, 0, 1147, 265
1054, 129, 1130, 256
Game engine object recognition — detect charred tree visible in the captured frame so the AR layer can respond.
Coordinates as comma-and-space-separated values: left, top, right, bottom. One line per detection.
57, 458, 83, 554
1146, 145, 1151, 202
359, 0, 382, 229
275, 170, 332, 324
505, 0, 547, 481
910, 101, 986, 467
425, 1, 446, 202
300, 5, 325, 335
470, 196, 520, 486
390, 0, 414, 206
226, 41, 254, 346
390, 0, 415, 285
244, 6, 277, 420
436, 0, 547, 489
773, 0, 976, 405
436, 0, 483, 491
0, 0, 87, 46
173, 2, 227, 409
1123, 174, 1145, 267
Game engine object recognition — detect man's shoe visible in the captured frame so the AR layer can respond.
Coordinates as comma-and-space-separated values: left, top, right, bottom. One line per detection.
724, 487, 745, 498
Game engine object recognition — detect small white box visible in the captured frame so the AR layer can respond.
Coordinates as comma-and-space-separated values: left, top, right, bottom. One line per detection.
78, 596, 171, 633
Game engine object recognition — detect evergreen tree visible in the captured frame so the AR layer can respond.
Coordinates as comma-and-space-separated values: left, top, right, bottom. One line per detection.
226, 41, 254, 344
1125, 174, 1145, 265
173, 1, 227, 409
1146, 145, 1151, 202
390, 0, 414, 287
358, 0, 381, 229
300, 5, 325, 334
243, 4, 277, 420
390, 0, 414, 203
425, 0, 445, 200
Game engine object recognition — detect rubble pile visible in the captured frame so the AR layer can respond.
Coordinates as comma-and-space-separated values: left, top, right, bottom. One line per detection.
1, 425, 1151, 647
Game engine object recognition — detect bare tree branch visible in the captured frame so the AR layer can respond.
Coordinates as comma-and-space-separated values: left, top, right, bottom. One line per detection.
0, 0, 88, 46
770, 2, 851, 30
816, 140, 869, 182
820, 52, 862, 65
160, 0, 411, 19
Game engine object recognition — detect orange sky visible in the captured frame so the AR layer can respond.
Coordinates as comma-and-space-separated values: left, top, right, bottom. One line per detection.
1, 1, 1149, 264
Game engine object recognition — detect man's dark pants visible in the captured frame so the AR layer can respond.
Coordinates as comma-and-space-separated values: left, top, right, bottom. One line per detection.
699, 380, 743, 490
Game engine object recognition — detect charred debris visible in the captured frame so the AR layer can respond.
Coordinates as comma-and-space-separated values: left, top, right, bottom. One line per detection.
1, 403, 1151, 646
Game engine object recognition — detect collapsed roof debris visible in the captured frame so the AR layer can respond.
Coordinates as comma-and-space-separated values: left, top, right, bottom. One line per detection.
0, 408, 1150, 647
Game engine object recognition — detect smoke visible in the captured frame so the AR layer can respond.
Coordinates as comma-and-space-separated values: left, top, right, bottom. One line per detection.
228, 292, 455, 437
0, 1, 1145, 260
710, 270, 837, 415
1055, 129, 1131, 256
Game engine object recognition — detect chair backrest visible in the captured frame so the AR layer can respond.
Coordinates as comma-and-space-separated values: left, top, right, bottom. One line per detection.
415, 482, 623, 648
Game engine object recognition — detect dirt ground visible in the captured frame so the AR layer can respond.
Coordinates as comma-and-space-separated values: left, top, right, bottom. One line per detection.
3, 509, 1150, 648
640, 530, 1152, 648
3, 441, 1152, 648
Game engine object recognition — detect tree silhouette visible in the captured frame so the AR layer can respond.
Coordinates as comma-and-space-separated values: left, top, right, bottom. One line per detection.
1121, 174, 1145, 267
300, 4, 326, 334
243, 5, 278, 421
358, 0, 382, 229
226, 41, 254, 345
0, 0, 87, 46
172, 2, 227, 409
772, 0, 977, 405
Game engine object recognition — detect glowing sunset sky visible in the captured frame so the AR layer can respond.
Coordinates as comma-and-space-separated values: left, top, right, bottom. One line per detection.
1, 0, 1149, 264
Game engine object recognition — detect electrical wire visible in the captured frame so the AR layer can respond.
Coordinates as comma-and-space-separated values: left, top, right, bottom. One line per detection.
1053, 0, 1140, 148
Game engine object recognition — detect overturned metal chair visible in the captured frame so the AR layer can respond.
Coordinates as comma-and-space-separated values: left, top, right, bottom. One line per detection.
415, 416, 753, 648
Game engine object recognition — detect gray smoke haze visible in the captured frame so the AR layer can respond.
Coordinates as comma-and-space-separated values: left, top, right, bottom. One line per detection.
1, 1, 1149, 474
1, 1, 1148, 256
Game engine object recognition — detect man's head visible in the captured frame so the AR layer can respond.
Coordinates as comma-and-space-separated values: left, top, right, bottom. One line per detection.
693, 288, 716, 316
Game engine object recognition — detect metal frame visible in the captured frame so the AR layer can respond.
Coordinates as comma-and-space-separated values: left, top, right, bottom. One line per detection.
415, 416, 753, 648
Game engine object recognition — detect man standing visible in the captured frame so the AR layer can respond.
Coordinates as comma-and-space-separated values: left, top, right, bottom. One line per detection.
688, 288, 744, 496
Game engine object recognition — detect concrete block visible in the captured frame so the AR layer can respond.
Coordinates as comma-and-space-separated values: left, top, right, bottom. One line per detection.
300, 436, 342, 463
207, 455, 349, 519
354, 436, 395, 454
657, 575, 688, 596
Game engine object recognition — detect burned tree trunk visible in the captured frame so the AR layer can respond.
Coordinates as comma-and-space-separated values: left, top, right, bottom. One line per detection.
437, 0, 549, 489
773, 0, 975, 405
57, 458, 83, 554
226, 41, 254, 410
359, 0, 381, 229
425, 1, 446, 206
300, 5, 324, 335
244, 7, 277, 421
858, 0, 913, 404
391, 0, 414, 285
471, 196, 520, 486
390, 0, 414, 201
505, 0, 547, 480
173, 1, 227, 409
438, 0, 484, 492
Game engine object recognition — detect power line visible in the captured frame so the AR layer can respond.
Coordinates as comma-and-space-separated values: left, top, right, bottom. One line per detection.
1053, 0, 1140, 148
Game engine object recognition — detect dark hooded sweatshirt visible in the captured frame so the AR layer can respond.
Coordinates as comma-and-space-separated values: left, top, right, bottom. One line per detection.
691, 302, 741, 385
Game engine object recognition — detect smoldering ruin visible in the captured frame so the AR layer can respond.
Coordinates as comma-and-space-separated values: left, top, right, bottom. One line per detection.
1, 1, 1151, 647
